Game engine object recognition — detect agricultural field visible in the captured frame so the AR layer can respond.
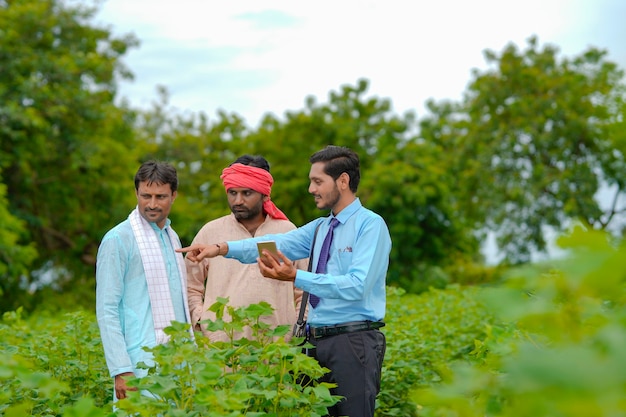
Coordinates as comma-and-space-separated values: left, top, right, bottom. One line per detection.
2, 229, 625, 416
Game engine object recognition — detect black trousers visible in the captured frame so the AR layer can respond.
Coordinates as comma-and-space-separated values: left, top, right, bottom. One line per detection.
308, 329, 386, 417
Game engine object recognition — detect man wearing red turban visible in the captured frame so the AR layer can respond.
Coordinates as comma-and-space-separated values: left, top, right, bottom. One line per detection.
185, 155, 307, 342
220, 162, 289, 221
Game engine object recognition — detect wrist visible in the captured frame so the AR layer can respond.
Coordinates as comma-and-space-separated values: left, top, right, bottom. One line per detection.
215, 242, 227, 256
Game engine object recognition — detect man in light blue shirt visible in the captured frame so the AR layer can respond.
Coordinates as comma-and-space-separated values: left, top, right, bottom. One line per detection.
180, 146, 391, 417
96, 161, 191, 401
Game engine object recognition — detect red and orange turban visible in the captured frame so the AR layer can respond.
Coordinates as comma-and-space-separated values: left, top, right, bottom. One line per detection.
220, 163, 288, 221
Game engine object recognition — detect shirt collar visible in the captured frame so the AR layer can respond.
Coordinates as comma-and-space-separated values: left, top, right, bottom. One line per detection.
331, 197, 361, 225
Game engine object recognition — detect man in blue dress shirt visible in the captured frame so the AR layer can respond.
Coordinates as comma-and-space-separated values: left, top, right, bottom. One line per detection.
179, 146, 392, 417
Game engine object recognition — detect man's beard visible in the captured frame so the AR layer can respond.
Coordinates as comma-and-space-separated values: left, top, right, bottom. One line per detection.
232, 204, 263, 220
318, 187, 341, 211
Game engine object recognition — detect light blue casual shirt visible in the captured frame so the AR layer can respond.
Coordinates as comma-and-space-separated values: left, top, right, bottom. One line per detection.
226, 198, 392, 327
96, 217, 187, 378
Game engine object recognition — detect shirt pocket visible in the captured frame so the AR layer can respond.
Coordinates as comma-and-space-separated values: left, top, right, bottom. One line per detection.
335, 250, 353, 271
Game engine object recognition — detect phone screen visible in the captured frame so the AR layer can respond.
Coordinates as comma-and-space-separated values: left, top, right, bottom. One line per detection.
257, 241, 278, 258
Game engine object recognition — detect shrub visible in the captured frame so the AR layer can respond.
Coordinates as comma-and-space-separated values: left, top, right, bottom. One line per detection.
378, 285, 497, 416
413, 228, 626, 416
1, 286, 502, 416
114, 298, 340, 416
0, 308, 108, 416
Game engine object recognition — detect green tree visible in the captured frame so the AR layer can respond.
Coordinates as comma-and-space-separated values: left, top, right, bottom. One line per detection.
365, 138, 482, 292
0, 179, 37, 306
421, 36, 626, 264
0, 0, 140, 311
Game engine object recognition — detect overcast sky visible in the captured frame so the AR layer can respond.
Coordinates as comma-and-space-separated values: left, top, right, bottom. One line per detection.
96, 0, 626, 128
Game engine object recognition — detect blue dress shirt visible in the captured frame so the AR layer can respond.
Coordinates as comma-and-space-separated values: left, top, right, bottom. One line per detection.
226, 198, 392, 327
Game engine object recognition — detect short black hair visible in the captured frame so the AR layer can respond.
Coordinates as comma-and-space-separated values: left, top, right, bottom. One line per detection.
134, 160, 178, 192
309, 146, 360, 192
231, 154, 270, 172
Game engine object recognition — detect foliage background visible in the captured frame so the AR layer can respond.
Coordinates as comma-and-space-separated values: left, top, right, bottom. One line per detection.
1, 1, 626, 415
3, 0, 624, 311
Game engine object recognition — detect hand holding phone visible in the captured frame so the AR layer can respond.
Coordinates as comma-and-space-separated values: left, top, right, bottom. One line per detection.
257, 241, 280, 266
256, 240, 297, 282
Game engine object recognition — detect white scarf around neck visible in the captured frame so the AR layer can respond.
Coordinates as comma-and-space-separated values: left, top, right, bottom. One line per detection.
129, 207, 191, 344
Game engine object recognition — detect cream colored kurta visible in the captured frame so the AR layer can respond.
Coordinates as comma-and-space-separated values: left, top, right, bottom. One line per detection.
186, 213, 307, 342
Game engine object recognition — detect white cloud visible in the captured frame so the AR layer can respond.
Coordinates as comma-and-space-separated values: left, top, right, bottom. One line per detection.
97, 0, 625, 125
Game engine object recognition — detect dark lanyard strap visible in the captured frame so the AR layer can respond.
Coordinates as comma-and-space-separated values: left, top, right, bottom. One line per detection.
295, 222, 322, 327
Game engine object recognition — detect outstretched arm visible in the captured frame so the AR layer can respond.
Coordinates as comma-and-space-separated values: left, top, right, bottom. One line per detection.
177, 242, 228, 262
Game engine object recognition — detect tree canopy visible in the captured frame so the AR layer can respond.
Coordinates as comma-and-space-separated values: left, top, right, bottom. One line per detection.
0, 0, 140, 309
420, 36, 626, 263
1, 1, 625, 312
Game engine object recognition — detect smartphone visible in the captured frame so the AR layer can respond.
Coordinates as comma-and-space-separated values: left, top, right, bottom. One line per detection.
257, 240, 279, 258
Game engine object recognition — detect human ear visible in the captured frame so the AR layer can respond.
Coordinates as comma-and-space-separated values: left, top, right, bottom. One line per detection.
338, 172, 350, 190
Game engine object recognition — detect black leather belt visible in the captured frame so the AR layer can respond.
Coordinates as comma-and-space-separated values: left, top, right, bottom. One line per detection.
309, 321, 385, 339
